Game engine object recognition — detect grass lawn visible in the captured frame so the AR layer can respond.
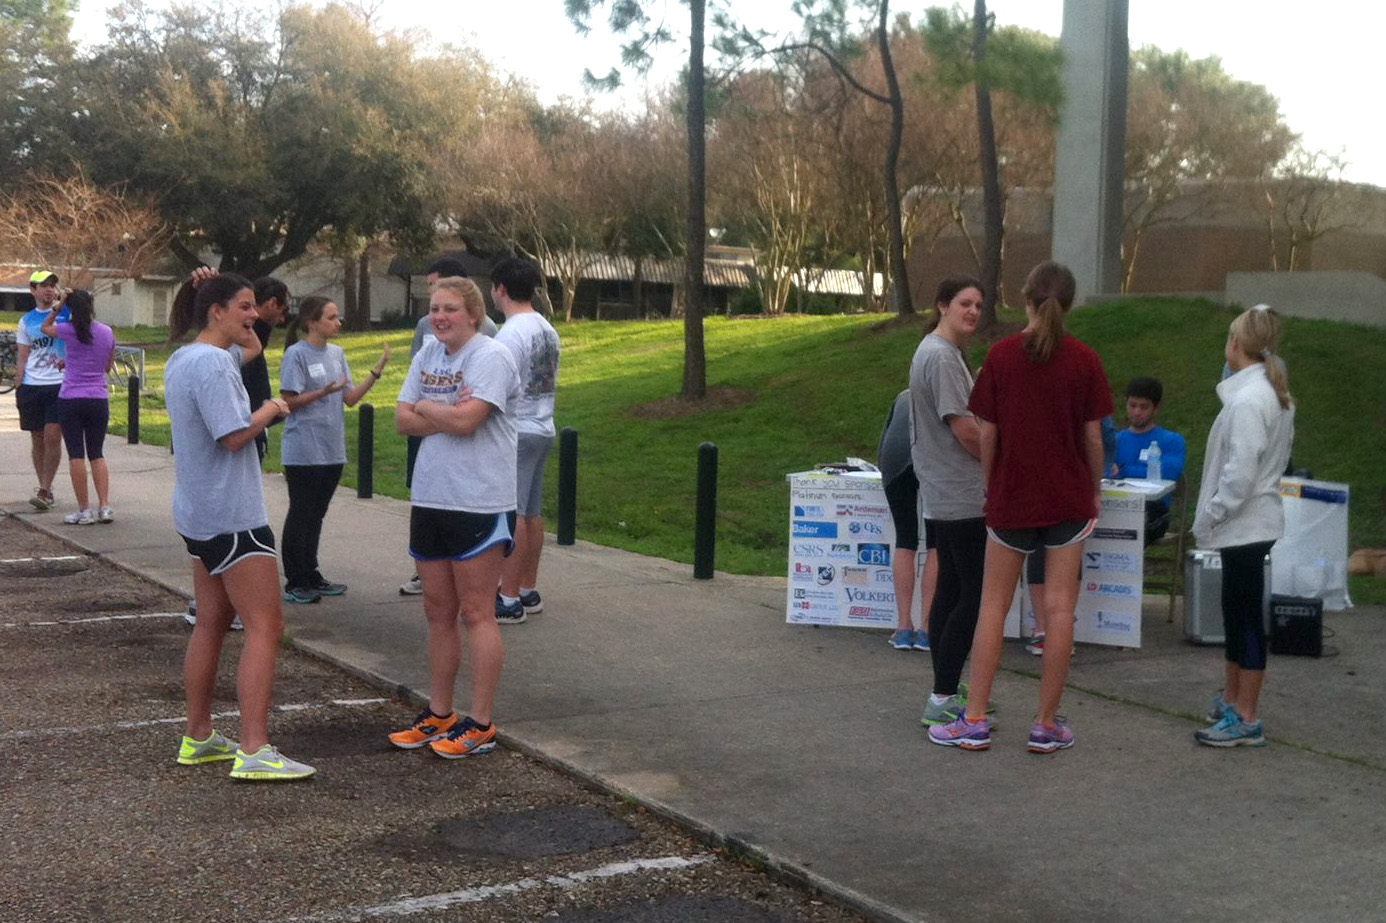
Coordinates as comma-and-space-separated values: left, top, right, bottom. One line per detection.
107, 299, 1386, 600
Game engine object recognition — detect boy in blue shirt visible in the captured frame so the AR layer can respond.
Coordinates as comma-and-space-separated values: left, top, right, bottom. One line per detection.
1110, 376, 1185, 544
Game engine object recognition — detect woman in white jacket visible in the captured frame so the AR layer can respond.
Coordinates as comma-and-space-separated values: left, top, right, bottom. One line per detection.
1191, 306, 1294, 747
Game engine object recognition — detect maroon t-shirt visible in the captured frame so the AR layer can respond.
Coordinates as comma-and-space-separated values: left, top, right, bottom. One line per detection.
968, 332, 1114, 529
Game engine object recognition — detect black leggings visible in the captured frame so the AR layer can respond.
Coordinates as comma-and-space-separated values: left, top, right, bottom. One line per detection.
57, 397, 109, 460
1221, 541, 1273, 671
927, 517, 987, 696
282, 463, 343, 590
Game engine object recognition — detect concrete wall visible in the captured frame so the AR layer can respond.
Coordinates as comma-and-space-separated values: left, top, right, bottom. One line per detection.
1225, 270, 1386, 328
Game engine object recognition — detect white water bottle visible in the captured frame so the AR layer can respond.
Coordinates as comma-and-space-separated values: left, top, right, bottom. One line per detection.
1146, 440, 1163, 481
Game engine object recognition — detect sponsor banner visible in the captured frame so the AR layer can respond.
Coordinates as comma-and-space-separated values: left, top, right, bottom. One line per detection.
793, 504, 827, 518
1083, 550, 1140, 575
843, 586, 894, 605
791, 561, 815, 583
842, 566, 870, 586
792, 521, 838, 539
856, 543, 890, 566
828, 542, 855, 558
1100, 496, 1146, 514
791, 542, 828, 559
1084, 580, 1140, 600
1092, 608, 1138, 637
816, 564, 837, 586
836, 503, 889, 518
846, 520, 885, 537
1093, 527, 1138, 542
791, 490, 830, 502
874, 569, 895, 585
846, 604, 895, 621
793, 587, 836, 603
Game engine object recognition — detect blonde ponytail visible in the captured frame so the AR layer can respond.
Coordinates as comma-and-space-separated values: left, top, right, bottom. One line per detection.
1021, 261, 1077, 364
1230, 307, 1293, 409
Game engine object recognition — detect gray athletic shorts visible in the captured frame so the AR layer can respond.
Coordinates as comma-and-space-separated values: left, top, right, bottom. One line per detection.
516, 432, 554, 518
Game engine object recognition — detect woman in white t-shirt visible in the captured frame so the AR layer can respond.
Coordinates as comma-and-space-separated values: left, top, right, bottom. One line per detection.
389, 276, 520, 760
164, 273, 312, 781
278, 297, 389, 604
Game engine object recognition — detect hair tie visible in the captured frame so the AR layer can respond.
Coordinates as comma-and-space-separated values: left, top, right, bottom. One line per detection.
1251, 303, 1272, 312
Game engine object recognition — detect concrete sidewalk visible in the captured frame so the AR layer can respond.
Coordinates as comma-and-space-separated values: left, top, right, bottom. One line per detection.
4, 426, 1385, 922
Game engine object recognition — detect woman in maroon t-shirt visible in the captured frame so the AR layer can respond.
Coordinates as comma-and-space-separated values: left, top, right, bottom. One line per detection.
927, 261, 1113, 755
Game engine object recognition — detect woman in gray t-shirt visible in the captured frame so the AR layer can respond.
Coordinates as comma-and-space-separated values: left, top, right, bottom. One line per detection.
388, 276, 520, 760
164, 273, 312, 781
278, 297, 390, 603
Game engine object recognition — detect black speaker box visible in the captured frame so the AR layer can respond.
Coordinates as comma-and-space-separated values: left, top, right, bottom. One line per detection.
1270, 595, 1323, 657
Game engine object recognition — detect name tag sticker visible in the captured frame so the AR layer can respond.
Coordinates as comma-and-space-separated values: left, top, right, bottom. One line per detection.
308, 362, 327, 378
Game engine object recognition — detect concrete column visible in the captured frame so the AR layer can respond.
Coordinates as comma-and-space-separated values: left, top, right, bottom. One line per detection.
1052, 0, 1128, 303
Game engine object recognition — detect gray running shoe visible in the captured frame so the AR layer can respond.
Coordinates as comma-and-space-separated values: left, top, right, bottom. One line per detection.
177, 729, 239, 765
399, 575, 423, 596
228, 744, 316, 781
920, 694, 964, 727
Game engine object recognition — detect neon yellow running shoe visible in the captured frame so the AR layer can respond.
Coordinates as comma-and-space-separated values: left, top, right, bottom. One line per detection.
228, 745, 316, 782
177, 729, 239, 765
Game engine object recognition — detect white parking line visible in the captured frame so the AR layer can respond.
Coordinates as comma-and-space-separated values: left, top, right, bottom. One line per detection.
1, 612, 187, 628
289, 854, 716, 922
0, 698, 389, 740
0, 555, 85, 563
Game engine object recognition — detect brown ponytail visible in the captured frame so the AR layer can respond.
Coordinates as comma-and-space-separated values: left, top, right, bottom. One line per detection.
1021, 261, 1076, 364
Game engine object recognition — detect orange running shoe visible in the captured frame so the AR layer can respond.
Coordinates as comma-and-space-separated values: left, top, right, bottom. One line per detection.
388, 707, 458, 749
429, 716, 497, 759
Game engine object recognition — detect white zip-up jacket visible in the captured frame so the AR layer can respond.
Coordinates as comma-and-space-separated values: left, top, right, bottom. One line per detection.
1192, 363, 1295, 549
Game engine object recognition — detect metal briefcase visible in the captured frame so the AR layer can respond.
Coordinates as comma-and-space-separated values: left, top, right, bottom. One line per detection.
1183, 550, 1272, 646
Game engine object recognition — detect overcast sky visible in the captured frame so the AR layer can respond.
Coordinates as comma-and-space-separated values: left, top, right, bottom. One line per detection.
71, 1, 1386, 186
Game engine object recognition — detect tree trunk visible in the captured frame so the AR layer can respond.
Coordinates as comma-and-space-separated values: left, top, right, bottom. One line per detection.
355, 251, 372, 331
681, 0, 708, 401
341, 255, 359, 327
973, 0, 1003, 331
633, 255, 645, 317
878, 0, 913, 316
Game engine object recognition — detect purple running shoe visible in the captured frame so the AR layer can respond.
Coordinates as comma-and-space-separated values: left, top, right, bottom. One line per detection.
1027, 717, 1075, 754
928, 713, 991, 750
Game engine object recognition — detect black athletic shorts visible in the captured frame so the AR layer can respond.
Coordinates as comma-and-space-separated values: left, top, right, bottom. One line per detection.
16, 383, 61, 432
988, 518, 1096, 555
181, 526, 277, 576
409, 507, 516, 562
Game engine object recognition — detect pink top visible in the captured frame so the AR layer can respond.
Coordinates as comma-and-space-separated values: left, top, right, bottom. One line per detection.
53, 321, 115, 400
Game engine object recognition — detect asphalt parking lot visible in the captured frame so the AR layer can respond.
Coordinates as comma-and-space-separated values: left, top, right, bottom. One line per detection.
0, 516, 867, 923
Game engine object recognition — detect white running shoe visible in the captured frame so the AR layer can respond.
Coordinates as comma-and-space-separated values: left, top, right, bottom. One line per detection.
98, 506, 114, 523
399, 575, 423, 595
64, 509, 96, 525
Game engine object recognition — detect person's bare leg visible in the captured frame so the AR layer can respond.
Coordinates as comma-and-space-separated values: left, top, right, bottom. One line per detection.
454, 545, 506, 725
1036, 543, 1084, 726
892, 548, 916, 631
68, 457, 89, 510
1235, 668, 1265, 723
221, 555, 284, 752
91, 458, 110, 508
1223, 661, 1241, 709
184, 560, 234, 741
499, 518, 529, 598
29, 432, 44, 485
1028, 582, 1047, 638
418, 558, 462, 717
520, 515, 544, 588
964, 541, 1025, 721
40, 423, 62, 492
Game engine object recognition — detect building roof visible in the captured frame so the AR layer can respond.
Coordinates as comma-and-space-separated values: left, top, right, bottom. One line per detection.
544, 251, 881, 296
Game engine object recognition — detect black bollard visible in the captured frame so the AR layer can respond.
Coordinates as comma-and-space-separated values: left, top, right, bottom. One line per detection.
556, 426, 578, 545
127, 375, 140, 445
357, 403, 374, 499
694, 441, 718, 579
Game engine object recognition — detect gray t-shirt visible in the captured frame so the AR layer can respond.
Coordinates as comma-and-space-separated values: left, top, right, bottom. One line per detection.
495, 311, 560, 437
164, 342, 268, 539
876, 390, 913, 481
412, 311, 497, 357
279, 340, 352, 466
397, 335, 520, 513
908, 333, 984, 521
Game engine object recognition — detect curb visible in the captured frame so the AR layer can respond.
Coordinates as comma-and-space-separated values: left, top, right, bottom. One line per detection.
1, 510, 921, 923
